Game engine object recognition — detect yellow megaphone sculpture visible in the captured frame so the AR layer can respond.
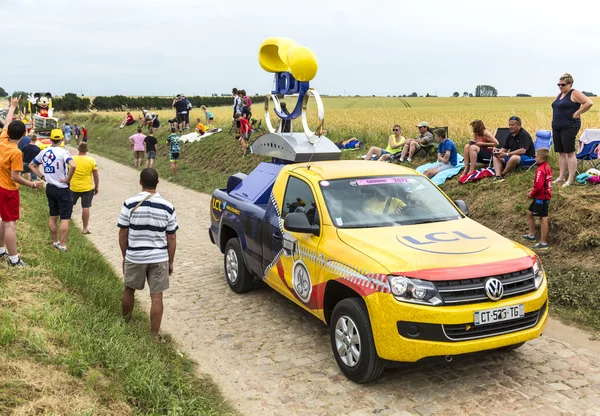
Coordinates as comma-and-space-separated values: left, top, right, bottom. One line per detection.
258, 37, 323, 142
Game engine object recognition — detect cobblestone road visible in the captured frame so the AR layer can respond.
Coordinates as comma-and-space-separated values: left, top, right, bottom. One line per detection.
72, 150, 600, 416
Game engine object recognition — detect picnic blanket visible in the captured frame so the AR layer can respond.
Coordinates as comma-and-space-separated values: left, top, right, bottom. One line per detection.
180, 128, 222, 143
415, 155, 464, 186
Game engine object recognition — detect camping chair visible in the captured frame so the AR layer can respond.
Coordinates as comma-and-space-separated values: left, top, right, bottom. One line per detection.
526, 130, 553, 172
576, 129, 600, 173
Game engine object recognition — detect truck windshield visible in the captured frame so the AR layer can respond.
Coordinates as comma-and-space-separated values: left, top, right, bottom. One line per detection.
319, 176, 462, 228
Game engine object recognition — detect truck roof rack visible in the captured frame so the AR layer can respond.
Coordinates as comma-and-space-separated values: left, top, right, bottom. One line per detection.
250, 132, 341, 163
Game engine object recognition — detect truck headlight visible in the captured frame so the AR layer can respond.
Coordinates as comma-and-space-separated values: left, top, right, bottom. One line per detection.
388, 276, 442, 306
533, 257, 544, 289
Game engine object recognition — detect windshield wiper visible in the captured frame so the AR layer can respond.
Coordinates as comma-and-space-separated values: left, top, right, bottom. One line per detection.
343, 222, 395, 229
398, 217, 459, 225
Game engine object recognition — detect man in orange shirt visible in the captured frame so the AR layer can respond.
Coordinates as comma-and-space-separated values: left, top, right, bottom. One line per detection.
0, 96, 45, 266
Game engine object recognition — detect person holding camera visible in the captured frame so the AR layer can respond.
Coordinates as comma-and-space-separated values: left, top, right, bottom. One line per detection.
492, 116, 535, 183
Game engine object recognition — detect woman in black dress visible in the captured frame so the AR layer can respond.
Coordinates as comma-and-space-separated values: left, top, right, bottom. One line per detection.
551, 73, 593, 187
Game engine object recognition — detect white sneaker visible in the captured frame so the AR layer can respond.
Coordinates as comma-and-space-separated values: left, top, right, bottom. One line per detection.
398, 158, 404, 163
407, 158, 412, 163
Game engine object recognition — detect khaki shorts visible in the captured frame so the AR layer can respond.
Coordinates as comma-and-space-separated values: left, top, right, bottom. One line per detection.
124, 260, 169, 294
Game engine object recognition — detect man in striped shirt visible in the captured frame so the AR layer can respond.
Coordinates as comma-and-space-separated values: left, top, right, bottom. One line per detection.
118, 168, 178, 341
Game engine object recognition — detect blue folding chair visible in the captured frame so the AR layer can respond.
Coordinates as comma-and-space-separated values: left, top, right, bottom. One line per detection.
576, 133, 600, 173
526, 130, 553, 172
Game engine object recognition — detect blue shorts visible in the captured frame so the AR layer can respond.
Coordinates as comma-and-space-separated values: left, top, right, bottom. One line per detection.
380, 149, 392, 156
503, 155, 536, 167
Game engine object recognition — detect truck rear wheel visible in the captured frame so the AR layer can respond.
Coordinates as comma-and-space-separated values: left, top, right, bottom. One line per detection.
330, 298, 384, 383
224, 238, 253, 293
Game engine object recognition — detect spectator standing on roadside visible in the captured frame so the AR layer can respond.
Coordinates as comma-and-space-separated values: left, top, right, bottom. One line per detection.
129, 128, 146, 168
74, 124, 81, 145
281, 102, 292, 133
551, 73, 594, 187
241, 98, 252, 121
0, 97, 45, 267
235, 112, 251, 157
70, 142, 99, 235
232, 88, 242, 119
17, 134, 30, 151
172, 95, 188, 133
63, 123, 72, 146
144, 128, 158, 168
166, 128, 181, 177
118, 168, 178, 342
201, 105, 214, 128
21, 134, 41, 181
29, 129, 76, 252
82, 125, 88, 143
522, 148, 552, 250
182, 95, 192, 130
240, 89, 252, 112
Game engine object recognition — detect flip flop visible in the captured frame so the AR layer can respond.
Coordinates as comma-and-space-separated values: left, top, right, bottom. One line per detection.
83, 230, 92, 235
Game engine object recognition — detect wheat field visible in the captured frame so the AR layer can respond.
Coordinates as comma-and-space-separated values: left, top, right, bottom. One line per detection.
150, 96, 599, 147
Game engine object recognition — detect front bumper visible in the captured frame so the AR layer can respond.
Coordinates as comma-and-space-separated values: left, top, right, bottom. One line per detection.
365, 277, 548, 362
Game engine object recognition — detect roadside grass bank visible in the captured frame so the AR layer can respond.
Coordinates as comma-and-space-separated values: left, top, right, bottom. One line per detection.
0, 190, 235, 415
63, 111, 600, 334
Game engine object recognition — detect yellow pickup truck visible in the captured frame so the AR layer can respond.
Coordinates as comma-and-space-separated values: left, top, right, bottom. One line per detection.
210, 160, 548, 382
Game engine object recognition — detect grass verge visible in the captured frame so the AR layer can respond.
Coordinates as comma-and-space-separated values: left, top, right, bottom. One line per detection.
62, 111, 600, 334
0, 189, 235, 415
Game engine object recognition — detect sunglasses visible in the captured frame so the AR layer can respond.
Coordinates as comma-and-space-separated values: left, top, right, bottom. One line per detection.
393, 129, 400, 131
557, 83, 567, 87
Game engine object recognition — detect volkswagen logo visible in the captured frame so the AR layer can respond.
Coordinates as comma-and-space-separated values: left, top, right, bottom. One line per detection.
485, 278, 504, 301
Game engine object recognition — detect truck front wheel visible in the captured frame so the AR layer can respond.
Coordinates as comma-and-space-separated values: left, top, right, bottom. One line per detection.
330, 298, 384, 383
224, 238, 253, 293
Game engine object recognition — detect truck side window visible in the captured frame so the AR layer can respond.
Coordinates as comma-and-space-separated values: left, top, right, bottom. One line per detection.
282, 177, 318, 226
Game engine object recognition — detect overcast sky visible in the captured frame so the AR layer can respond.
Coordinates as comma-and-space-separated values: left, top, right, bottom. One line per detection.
1, 0, 599, 98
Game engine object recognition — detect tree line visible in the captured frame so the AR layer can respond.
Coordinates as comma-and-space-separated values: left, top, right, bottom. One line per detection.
3, 91, 266, 112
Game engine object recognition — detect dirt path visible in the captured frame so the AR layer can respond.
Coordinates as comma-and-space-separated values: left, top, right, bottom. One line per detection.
71, 150, 600, 416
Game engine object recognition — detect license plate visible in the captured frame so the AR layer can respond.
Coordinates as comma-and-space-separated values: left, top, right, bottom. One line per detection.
474, 304, 524, 326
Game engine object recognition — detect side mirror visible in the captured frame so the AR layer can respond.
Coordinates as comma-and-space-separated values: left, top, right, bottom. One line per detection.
283, 212, 319, 236
454, 200, 469, 216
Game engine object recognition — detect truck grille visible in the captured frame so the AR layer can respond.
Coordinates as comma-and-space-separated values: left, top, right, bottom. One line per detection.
434, 267, 537, 305
442, 302, 546, 341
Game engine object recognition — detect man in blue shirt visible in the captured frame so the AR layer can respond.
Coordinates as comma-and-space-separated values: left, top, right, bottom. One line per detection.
423, 129, 457, 179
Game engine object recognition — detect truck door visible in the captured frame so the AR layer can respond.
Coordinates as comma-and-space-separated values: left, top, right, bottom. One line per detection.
264, 175, 324, 315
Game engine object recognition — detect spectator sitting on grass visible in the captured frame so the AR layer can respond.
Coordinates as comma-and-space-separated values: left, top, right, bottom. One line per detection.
195, 118, 207, 136
398, 121, 434, 163
461, 119, 498, 179
120, 112, 135, 128
363, 124, 405, 162
423, 129, 458, 178
492, 116, 535, 183
151, 113, 160, 130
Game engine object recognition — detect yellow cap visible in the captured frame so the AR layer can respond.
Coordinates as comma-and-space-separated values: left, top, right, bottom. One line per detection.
50, 129, 64, 139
